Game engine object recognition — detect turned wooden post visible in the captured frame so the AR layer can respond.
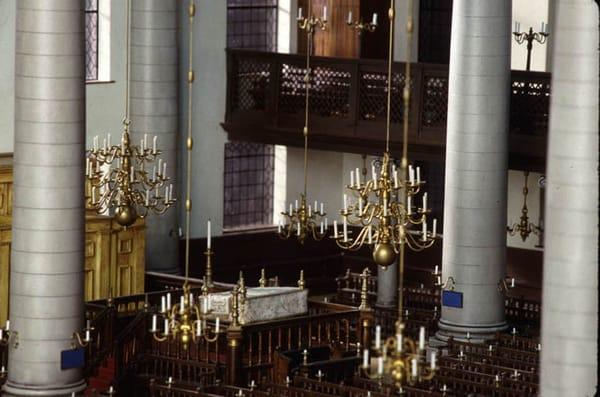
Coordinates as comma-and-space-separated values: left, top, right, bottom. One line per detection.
358, 268, 374, 350
226, 287, 243, 386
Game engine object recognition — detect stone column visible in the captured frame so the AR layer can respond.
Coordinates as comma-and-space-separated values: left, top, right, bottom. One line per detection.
376, 260, 397, 308
130, 0, 179, 273
437, 0, 511, 342
540, 1, 598, 395
3, 0, 86, 395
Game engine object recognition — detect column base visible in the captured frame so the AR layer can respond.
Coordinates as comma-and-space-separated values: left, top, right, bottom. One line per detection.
435, 318, 508, 344
2, 379, 86, 396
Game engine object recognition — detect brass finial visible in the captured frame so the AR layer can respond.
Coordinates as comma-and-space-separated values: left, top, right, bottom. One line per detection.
358, 268, 371, 311
238, 271, 247, 305
259, 268, 267, 287
201, 276, 209, 296
298, 270, 306, 290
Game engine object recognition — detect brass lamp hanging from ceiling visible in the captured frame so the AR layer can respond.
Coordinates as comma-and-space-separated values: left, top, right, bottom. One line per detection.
278, 0, 328, 244
85, 0, 175, 227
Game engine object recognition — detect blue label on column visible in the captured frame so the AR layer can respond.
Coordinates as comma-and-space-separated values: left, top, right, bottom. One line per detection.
61, 348, 85, 370
442, 290, 463, 308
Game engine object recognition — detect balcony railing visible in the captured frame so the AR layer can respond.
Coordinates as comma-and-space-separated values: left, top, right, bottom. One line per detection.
223, 49, 550, 170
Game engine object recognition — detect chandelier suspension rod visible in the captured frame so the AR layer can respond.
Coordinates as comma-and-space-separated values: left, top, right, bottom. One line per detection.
184, 1, 195, 282
384, 0, 395, 153
125, 0, 131, 121
302, 0, 315, 198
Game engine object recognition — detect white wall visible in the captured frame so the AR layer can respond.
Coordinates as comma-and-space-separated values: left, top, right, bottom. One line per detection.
86, 0, 126, 149
506, 170, 544, 250
511, 0, 550, 71
0, 0, 15, 154
179, 0, 227, 238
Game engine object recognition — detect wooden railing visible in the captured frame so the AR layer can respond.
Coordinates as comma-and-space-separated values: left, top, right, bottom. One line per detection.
224, 50, 550, 170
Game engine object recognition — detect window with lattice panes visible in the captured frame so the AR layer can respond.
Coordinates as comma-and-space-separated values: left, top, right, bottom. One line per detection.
227, 0, 278, 51
85, 0, 99, 81
224, 143, 275, 229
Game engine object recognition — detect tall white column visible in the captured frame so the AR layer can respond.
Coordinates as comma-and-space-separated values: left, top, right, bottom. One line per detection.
131, 0, 179, 273
437, 0, 511, 342
540, 1, 598, 395
3, 0, 86, 395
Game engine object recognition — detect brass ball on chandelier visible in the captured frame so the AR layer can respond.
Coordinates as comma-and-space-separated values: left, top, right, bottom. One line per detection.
373, 242, 396, 268
115, 204, 137, 227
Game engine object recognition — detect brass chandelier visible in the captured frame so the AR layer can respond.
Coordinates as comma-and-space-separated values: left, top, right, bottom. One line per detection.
86, 0, 175, 227
334, 0, 437, 268
278, 0, 327, 244
150, 0, 228, 350
507, 171, 542, 242
355, 0, 437, 388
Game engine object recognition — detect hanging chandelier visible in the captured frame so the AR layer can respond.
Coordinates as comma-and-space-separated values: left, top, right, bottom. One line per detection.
149, 0, 230, 350
278, 0, 328, 244
333, 0, 437, 268
507, 171, 542, 242
85, 0, 175, 227
351, 0, 437, 388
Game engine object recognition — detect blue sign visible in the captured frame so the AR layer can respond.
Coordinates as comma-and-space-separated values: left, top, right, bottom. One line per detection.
442, 290, 463, 308
61, 348, 85, 370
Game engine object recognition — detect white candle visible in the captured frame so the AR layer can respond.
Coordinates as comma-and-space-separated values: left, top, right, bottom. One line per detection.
308, 205, 312, 217
314, 200, 318, 212
161, 296, 166, 313
368, 225, 372, 244
409, 165, 415, 184
434, 265, 439, 275
143, 134, 148, 151
164, 319, 169, 335
325, 218, 328, 230
130, 166, 135, 183
372, 165, 378, 189
158, 159, 163, 176
431, 351, 437, 369
153, 136, 157, 153
320, 222, 324, 235
86, 158, 90, 176
419, 326, 425, 350
489, 344, 493, 352
215, 317, 220, 333
372, 13, 378, 25
511, 278, 515, 288
196, 320, 202, 336
347, 10, 353, 24
407, 195, 412, 214
145, 190, 150, 206
207, 220, 211, 250
320, 202, 324, 214
93, 136, 98, 151
423, 192, 428, 212
322, 5, 327, 21
0, 329, 3, 340
433, 218, 437, 238
203, 297, 208, 314
358, 197, 363, 215
394, 170, 398, 188
85, 329, 90, 342
297, 7, 303, 20
362, 349, 369, 368
422, 220, 427, 241
152, 166, 156, 182
377, 357, 384, 375
350, 170, 354, 187
289, 203, 293, 214
343, 218, 348, 242
297, 222, 301, 236
189, 293, 194, 306
355, 168, 360, 187
375, 325, 381, 349
383, 197, 388, 217
180, 296, 185, 313
343, 194, 348, 212
295, 200, 298, 210
411, 358, 418, 377
162, 161, 167, 178
541, 21, 545, 33
91, 187, 96, 204
107, 133, 111, 148
333, 220, 338, 238
152, 314, 157, 332
166, 293, 172, 310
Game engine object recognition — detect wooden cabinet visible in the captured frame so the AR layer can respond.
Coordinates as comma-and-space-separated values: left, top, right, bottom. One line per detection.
0, 157, 146, 325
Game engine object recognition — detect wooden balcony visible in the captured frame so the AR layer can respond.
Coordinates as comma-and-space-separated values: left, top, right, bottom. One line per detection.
222, 49, 550, 172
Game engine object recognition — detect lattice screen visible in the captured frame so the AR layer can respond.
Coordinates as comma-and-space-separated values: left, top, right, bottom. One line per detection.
421, 75, 448, 128
227, 0, 278, 51
359, 71, 408, 123
231, 58, 271, 112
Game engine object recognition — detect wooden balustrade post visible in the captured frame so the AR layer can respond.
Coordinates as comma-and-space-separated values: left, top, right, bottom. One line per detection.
226, 287, 244, 386
358, 268, 374, 350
